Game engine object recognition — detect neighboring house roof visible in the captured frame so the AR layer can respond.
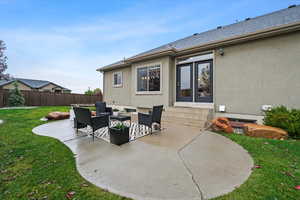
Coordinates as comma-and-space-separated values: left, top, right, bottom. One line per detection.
0, 78, 71, 91
98, 5, 300, 72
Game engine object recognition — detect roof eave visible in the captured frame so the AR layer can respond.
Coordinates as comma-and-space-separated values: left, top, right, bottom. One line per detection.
176, 21, 300, 56
97, 21, 300, 72
97, 49, 177, 72
125, 49, 177, 62
97, 63, 131, 72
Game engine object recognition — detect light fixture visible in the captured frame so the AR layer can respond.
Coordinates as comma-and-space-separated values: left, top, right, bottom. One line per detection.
218, 48, 225, 56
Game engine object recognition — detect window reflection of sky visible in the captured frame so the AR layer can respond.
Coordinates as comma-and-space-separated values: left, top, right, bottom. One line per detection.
180, 66, 190, 90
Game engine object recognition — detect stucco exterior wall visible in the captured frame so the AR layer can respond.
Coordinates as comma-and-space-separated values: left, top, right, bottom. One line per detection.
214, 31, 300, 115
130, 56, 171, 108
103, 66, 132, 106
2, 81, 31, 91
168, 57, 175, 106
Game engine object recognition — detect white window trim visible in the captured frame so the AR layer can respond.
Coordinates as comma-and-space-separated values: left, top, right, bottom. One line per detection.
135, 62, 162, 95
113, 71, 123, 88
176, 52, 213, 64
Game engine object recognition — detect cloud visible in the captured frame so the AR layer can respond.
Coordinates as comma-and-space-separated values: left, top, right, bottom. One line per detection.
0, 0, 251, 93
0, 15, 178, 93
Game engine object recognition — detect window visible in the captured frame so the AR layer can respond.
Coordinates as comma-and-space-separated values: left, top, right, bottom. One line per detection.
137, 64, 161, 92
113, 72, 123, 87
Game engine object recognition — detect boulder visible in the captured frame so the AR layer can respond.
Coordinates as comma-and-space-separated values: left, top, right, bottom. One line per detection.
46, 112, 70, 120
243, 123, 288, 140
211, 117, 234, 133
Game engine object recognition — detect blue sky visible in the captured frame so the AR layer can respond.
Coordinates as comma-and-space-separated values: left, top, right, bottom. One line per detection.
0, 0, 299, 93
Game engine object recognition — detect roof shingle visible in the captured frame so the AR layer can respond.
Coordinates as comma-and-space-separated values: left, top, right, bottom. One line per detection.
99, 5, 300, 71
0, 78, 70, 91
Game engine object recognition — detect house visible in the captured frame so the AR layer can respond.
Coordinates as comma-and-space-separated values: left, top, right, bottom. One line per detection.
0, 78, 71, 93
97, 5, 300, 124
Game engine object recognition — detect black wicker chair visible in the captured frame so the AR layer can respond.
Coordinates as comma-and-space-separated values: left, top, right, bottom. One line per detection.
73, 107, 109, 141
95, 101, 113, 116
138, 105, 163, 134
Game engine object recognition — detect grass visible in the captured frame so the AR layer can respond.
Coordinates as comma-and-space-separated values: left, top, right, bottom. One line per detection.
0, 107, 299, 200
213, 132, 300, 200
0, 106, 129, 200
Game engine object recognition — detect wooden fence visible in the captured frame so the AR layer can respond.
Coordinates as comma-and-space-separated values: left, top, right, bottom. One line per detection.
0, 89, 102, 107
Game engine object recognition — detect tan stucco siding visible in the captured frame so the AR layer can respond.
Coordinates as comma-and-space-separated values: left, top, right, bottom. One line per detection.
2, 81, 31, 91
168, 57, 175, 106
103, 67, 132, 106
215, 31, 300, 115
131, 56, 171, 108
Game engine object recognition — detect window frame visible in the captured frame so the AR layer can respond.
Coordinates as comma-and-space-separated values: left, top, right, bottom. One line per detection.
112, 71, 123, 88
136, 62, 162, 95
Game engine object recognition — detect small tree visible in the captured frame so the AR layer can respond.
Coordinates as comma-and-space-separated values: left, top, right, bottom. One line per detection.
84, 87, 93, 96
8, 81, 25, 107
84, 87, 102, 96
93, 88, 102, 96
0, 40, 9, 80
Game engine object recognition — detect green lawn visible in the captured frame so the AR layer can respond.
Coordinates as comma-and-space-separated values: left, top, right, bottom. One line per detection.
214, 133, 300, 200
0, 107, 299, 200
0, 106, 129, 200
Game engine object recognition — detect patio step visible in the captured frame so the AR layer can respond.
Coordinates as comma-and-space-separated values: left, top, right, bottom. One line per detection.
162, 116, 206, 128
163, 107, 210, 120
165, 107, 210, 114
162, 111, 209, 121
161, 107, 212, 129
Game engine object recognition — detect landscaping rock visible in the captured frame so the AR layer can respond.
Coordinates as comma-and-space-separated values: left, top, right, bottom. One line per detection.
91, 111, 96, 116
230, 121, 248, 134
211, 117, 234, 133
243, 123, 288, 140
230, 121, 246, 129
46, 112, 70, 120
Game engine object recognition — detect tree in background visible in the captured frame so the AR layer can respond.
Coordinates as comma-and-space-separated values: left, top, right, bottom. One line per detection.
8, 81, 25, 107
84, 87, 94, 95
84, 87, 102, 96
93, 88, 102, 96
0, 40, 9, 80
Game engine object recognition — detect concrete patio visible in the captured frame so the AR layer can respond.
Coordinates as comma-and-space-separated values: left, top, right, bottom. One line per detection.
33, 119, 253, 200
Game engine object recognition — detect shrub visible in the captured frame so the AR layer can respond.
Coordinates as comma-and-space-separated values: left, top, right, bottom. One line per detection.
263, 105, 300, 138
8, 81, 25, 107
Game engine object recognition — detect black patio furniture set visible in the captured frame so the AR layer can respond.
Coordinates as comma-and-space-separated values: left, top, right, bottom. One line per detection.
73, 102, 163, 145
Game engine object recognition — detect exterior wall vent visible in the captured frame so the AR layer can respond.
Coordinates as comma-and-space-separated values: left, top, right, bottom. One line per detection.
193, 33, 199, 36
217, 26, 222, 29
245, 17, 251, 21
